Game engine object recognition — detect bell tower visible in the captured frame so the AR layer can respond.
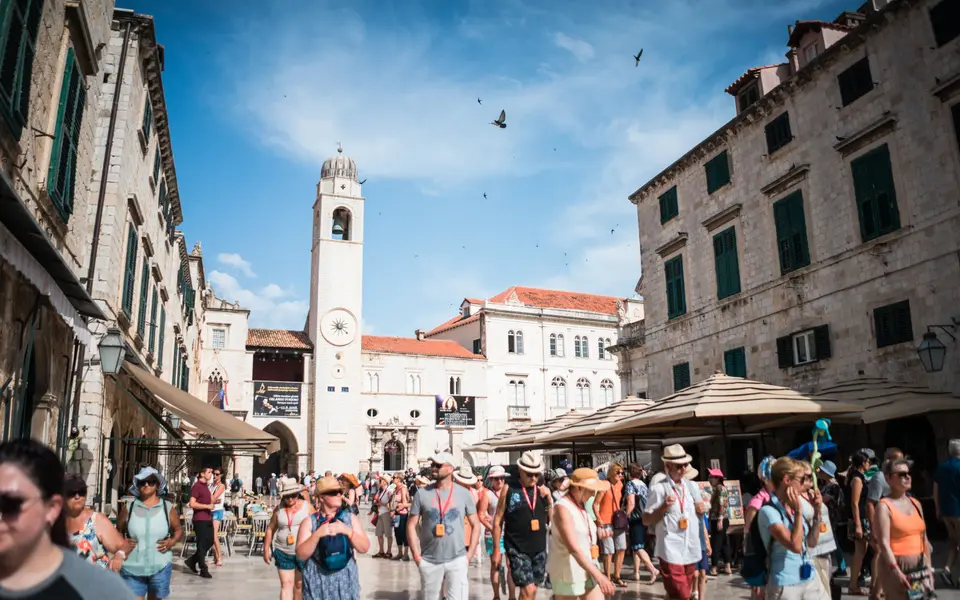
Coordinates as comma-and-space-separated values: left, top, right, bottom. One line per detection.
308, 146, 365, 473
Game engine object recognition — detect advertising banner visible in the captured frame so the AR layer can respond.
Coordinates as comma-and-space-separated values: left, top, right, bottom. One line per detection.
253, 381, 301, 418
435, 394, 476, 429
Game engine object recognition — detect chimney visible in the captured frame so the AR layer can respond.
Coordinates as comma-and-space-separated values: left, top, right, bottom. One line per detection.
787, 48, 800, 75
415, 329, 425, 341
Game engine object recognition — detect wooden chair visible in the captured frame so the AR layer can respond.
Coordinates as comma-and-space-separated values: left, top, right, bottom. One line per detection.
248, 515, 270, 557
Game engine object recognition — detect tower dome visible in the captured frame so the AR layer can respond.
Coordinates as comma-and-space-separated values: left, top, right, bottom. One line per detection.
321, 145, 358, 181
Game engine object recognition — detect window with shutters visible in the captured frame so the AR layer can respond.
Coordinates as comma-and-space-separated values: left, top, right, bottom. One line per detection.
738, 83, 759, 113
157, 307, 165, 368
47, 48, 86, 222
777, 325, 831, 368
556, 334, 564, 357
673, 362, 691, 392
874, 300, 913, 348
773, 191, 810, 274
574, 335, 582, 358
549, 333, 557, 356
137, 259, 149, 338
581, 336, 589, 358
665, 255, 686, 319
472, 338, 481, 354
837, 57, 874, 107
851, 144, 900, 241
121, 224, 138, 318
930, 0, 960, 47
723, 347, 747, 378
141, 92, 152, 147
713, 227, 741, 300
597, 338, 606, 360
765, 112, 792, 154
659, 186, 679, 223
148, 288, 158, 354
705, 151, 731, 194
0, 0, 43, 139
152, 146, 161, 187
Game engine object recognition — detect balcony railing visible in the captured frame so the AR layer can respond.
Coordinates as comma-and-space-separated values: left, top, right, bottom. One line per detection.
617, 321, 645, 347
507, 405, 531, 420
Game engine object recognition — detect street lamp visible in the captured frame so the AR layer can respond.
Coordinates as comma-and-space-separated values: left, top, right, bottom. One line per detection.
916, 322, 957, 374
98, 329, 126, 376
166, 412, 182, 429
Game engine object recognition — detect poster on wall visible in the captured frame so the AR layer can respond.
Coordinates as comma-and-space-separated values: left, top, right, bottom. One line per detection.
253, 381, 301, 418
435, 395, 476, 428
696, 480, 745, 526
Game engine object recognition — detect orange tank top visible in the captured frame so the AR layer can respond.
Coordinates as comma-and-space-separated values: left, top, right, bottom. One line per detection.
881, 497, 925, 556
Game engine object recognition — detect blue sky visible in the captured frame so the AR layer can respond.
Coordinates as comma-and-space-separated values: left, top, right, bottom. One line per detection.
125, 0, 850, 335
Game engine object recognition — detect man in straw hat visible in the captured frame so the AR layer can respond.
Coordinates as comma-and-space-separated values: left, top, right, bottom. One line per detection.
493, 451, 552, 600
370, 473, 395, 558
408, 451, 480, 600
643, 444, 707, 600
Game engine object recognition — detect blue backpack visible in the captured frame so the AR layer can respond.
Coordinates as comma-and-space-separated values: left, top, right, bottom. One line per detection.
311, 510, 353, 572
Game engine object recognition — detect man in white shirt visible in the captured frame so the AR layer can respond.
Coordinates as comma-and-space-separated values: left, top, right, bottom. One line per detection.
643, 445, 707, 600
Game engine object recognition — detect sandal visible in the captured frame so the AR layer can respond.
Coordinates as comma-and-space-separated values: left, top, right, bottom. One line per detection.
373, 552, 385, 558
848, 588, 867, 596
613, 578, 627, 588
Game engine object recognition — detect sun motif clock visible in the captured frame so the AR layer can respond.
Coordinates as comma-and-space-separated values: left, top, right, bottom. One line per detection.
320, 308, 357, 346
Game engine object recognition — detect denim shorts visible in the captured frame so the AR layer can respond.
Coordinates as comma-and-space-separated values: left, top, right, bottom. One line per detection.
273, 549, 305, 571
120, 563, 172, 598
212, 509, 225, 520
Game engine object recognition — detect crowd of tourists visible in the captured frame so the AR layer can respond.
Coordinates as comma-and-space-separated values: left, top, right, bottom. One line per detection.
1, 437, 959, 600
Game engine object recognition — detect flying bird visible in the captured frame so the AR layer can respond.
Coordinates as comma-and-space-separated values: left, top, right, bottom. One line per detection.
611, 229, 615, 235
477, 98, 482, 105
633, 49, 643, 66
359, 179, 367, 185
483, 193, 487, 199
491, 110, 507, 128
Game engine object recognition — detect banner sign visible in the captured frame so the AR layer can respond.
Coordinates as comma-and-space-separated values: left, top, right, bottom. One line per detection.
435, 395, 476, 429
253, 381, 301, 418
697, 479, 745, 525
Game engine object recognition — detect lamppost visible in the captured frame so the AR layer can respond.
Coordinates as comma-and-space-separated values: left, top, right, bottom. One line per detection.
917, 321, 957, 373
98, 329, 126, 376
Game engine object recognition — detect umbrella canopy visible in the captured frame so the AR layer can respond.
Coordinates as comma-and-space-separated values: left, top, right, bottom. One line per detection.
488, 409, 596, 449
537, 397, 657, 445
816, 377, 959, 424
596, 372, 864, 437
464, 422, 535, 452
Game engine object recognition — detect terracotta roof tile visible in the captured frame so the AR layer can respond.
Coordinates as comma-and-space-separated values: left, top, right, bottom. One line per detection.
426, 312, 481, 336
488, 286, 622, 315
724, 64, 786, 95
246, 329, 313, 350
464, 298, 484, 304
788, 20, 854, 47
362, 336, 481, 359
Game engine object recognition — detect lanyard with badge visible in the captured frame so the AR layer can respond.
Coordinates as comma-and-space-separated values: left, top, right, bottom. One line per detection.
284, 506, 297, 545
775, 498, 812, 581
574, 500, 600, 560
672, 481, 688, 531
434, 487, 454, 537
523, 487, 540, 531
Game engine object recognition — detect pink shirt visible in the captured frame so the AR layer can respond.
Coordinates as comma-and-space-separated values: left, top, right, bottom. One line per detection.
747, 489, 770, 511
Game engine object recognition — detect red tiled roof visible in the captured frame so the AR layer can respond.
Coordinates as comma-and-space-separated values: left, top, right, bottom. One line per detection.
426, 312, 481, 336
361, 336, 481, 359
724, 64, 785, 95
246, 329, 313, 350
488, 286, 621, 315
464, 298, 484, 304
788, 20, 854, 47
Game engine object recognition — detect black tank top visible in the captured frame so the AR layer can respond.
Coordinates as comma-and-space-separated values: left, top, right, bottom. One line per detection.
503, 485, 548, 554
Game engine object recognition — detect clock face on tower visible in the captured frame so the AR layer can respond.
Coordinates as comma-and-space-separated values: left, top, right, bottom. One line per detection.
320, 308, 358, 346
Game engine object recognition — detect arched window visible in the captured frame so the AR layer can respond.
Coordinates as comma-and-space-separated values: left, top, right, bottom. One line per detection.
455, 377, 462, 394
509, 380, 526, 405
574, 336, 582, 358
407, 373, 421, 394
557, 334, 565, 357
575, 378, 591, 408
600, 379, 615, 406
508, 330, 517, 354
598, 338, 606, 360
606, 338, 612, 358
331, 207, 351, 241
549, 334, 557, 357
581, 336, 589, 358
449, 376, 456, 394
372, 372, 379, 392
414, 374, 421, 394
516, 330, 524, 354
551, 376, 566, 407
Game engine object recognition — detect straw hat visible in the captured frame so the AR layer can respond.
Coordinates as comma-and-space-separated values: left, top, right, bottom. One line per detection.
314, 476, 342, 495
339, 473, 360, 489
684, 467, 699, 480
486, 465, 506, 479
278, 476, 301, 498
661, 444, 693, 465
377, 472, 390, 483
453, 465, 478, 486
517, 450, 543, 474
415, 475, 432, 487
568, 468, 611, 493
431, 451, 456, 466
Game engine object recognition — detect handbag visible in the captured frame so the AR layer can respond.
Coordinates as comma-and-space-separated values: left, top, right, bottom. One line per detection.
612, 487, 629, 531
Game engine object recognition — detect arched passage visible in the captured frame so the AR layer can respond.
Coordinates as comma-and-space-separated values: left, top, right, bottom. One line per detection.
254, 421, 300, 485
383, 439, 404, 472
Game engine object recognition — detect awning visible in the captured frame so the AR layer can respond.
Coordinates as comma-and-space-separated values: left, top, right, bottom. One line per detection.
817, 377, 960, 424
0, 169, 105, 324
124, 361, 279, 457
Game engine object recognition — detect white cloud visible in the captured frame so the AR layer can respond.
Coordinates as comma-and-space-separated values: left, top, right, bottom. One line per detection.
553, 33, 594, 62
208, 270, 307, 330
216, 253, 256, 278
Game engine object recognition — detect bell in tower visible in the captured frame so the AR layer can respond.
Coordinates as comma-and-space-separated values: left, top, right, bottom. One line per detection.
331, 207, 351, 241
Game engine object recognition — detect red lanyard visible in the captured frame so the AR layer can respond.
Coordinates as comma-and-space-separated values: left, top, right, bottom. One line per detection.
522, 486, 537, 511
436, 488, 454, 520
672, 482, 686, 513
573, 500, 594, 545
284, 506, 295, 529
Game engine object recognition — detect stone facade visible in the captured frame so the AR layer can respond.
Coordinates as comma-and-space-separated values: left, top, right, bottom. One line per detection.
628, 0, 960, 456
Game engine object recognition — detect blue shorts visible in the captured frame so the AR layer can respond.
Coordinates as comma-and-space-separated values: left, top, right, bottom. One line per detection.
120, 563, 172, 598
212, 509, 225, 520
484, 537, 505, 555
697, 550, 709, 572
273, 549, 304, 571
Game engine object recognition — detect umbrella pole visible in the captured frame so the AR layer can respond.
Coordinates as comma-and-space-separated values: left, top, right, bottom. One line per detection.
573, 442, 578, 467
721, 419, 729, 474
632, 436, 637, 463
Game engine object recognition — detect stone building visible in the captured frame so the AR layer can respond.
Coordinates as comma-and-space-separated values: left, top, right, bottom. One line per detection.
74, 10, 207, 505
0, 0, 113, 447
627, 0, 960, 469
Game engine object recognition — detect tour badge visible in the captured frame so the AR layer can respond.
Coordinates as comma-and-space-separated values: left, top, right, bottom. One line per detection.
800, 563, 812, 580
435, 523, 446, 537
530, 519, 540, 532
819, 522, 827, 534
590, 545, 600, 560
678, 517, 688, 531
287, 534, 295, 545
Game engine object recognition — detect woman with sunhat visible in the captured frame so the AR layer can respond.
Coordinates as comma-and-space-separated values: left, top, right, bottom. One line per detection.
339, 473, 361, 516
297, 476, 370, 600
116, 467, 183, 599
706, 467, 732, 576
454, 466, 480, 556
265, 477, 313, 600
547, 468, 616, 599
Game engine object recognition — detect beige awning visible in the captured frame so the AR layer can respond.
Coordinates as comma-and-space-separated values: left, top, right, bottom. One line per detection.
817, 377, 959, 424
596, 372, 864, 437
488, 409, 597, 449
537, 397, 656, 444
124, 361, 280, 458
464, 422, 535, 452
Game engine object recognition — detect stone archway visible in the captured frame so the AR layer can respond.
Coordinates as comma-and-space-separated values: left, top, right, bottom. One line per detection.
255, 421, 300, 483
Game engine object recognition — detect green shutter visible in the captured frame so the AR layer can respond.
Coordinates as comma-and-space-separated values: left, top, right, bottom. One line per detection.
171, 351, 178, 385
137, 258, 149, 338
765, 112, 792, 154
773, 191, 810, 274
141, 93, 152, 144
0, 0, 42, 139
838, 57, 873, 107
713, 227, 741, 299
931, 0, 960, 47
152, 146, 161, 184
723, 347, 747, 377
47, 47, 85, 222
874, 300, 913, 348
851, 144, 900, 242
158, 179, 168, 220
659, 186, 678, 223
705, 151, 731, 194
665, 255, 686, 319
121, 224, 138, 317
148, 287, 158, 353
673, 362, 691, 392
157, 307, 165, 368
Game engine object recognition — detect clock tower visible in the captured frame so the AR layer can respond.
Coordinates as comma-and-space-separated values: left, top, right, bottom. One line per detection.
307, 147, 365, 473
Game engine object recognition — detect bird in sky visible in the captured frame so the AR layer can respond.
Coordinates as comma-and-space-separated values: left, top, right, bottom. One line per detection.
491, 110, 506, 128
483, 193, 487, 199
634, 49, 643, 66
359, 179, 367, 185
477, 98, 482, 105
611, 228, 615, 235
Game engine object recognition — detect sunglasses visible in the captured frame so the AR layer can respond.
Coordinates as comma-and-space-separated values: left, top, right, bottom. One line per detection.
136, 479, 159, 488
893, 471, 911, 479
0, 493, 36, 520
321, 490, 342, 497
67, 489, 88, 498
